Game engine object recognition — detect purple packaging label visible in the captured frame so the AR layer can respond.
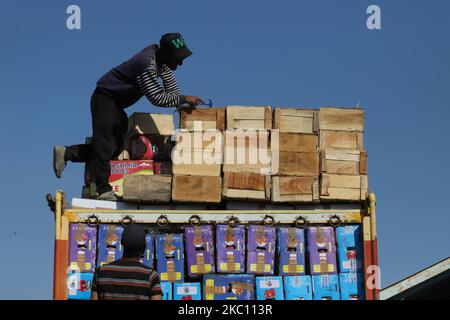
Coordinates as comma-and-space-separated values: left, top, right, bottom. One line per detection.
277, 228, 306, 275
97, 224, 124, 267
185, 225, 215, 276
307, 227, 337, 275
69, 223, 97, 273
156, 233, 184, 282
216, 225, 245, 273
247, 225, 275, 275
203, 274, 255, 300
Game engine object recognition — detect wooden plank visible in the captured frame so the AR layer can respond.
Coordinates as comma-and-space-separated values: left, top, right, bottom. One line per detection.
226, 106, 272, 129
172, 175, 222, 203
273, 133, 318, 153
128, 113, 174, 135
319, 107, 364, 132
319, 130, 364, 150
274, 108, 318, 133
180, 108, 226, 131
272, 176, 319, 203
123, 175, 172, 203
276, 152, 319, 176
174, 131, 222, 150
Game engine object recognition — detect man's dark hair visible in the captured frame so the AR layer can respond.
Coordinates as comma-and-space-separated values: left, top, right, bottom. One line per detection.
121, 225, 147, 259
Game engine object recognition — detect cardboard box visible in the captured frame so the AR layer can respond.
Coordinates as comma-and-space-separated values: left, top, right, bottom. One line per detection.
247, 225, 275, 275
67, 272, 94, 300
69, 224, 97, 273
256, 276, 284, 300
156, 234, 184, 282
97, 224, 124, 267
184, 225, 215, 277
160, 282, 173, 300
227, 106, 272, 130
130, 135, 174, 160
128, 113, 175, 135
336, 225, 363, 273
273, 108, 318, 134
180, 107, 226, 131
277, 228, 306, 275
339, 273, 365, 300
307, 227, 337, 275
216, 225, 246, 273
203, 274, 255, 300
173, 282, 202, 300
109, 160, 154, 197
312, 275, 341, 300
283, 275, 313, 300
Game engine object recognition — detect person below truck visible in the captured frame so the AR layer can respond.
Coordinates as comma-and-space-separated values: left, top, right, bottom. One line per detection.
53, 32, 202, 201
91, 224, 162, 300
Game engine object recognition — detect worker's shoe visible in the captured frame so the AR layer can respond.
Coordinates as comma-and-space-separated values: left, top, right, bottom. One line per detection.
97, 191, 119, 202
53, 145, 67, 179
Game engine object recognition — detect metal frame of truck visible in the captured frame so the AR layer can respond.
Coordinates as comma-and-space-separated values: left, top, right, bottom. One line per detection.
50, 190, 379, 300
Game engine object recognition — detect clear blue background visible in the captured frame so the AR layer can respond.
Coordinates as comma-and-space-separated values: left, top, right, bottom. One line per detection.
1, 0, 449, 299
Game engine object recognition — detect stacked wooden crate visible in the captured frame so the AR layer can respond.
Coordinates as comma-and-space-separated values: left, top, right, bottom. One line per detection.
222, 106, 272, 201
122, 113, 174, 203
271, 108, 320, 203
318, 107, 367, 201
171, 108, 225, 203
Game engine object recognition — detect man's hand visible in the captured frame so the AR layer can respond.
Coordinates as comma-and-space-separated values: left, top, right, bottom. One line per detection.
184, 96, 204, 107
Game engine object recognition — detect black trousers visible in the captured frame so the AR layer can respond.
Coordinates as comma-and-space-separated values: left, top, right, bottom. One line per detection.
65, 89, 128, 194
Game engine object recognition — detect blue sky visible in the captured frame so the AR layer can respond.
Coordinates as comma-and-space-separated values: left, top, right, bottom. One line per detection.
1, 0, 449, 299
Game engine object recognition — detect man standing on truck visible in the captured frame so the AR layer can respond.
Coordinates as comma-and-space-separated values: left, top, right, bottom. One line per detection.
53, 33, 203, 201
91, 225, 162, 300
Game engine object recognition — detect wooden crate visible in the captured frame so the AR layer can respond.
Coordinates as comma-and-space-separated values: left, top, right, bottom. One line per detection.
272, 176, 319, 203
226, 106, 272, 130
123, 175, 172, 203
172, 175, 222, 203
320, 149, 367, 175
172, 131, 222, 176
180, 108, 226, 131
319, 107, 364, 132
223, 130, 271, 174
275, 151, 319, 176
320, 173, 368, 201
319, 130, 364, 150
128, 113, 174, 135
223, 172, 270, 201
272, 132, 318, 153
273, 108, 318, 134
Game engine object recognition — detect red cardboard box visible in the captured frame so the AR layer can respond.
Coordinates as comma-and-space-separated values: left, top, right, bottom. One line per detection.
109, 160, 154, 197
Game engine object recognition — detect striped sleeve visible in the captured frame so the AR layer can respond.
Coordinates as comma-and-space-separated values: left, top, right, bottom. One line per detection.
136, 59, 180, 108
160, 65, 181, 95
149, 271, 163, 297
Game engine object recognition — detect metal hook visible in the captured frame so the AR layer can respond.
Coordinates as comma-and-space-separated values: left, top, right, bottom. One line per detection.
262, 215, 275, 226
86, 215, 99, 227
227, 216, 240, 228
189, 215, 201, 226
121, 215, 133, 227
294, 216, 308, 228
329, 215, 342, 227
156, 215, 169, 227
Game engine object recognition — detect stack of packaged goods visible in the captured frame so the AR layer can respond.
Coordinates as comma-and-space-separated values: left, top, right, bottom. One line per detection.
171, 108, 224, 204
271, 108, 320, 203
318, 107, 367, 201
65, 222, 367, 300
222, 106, 272, 201
336, 225, 365, 300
